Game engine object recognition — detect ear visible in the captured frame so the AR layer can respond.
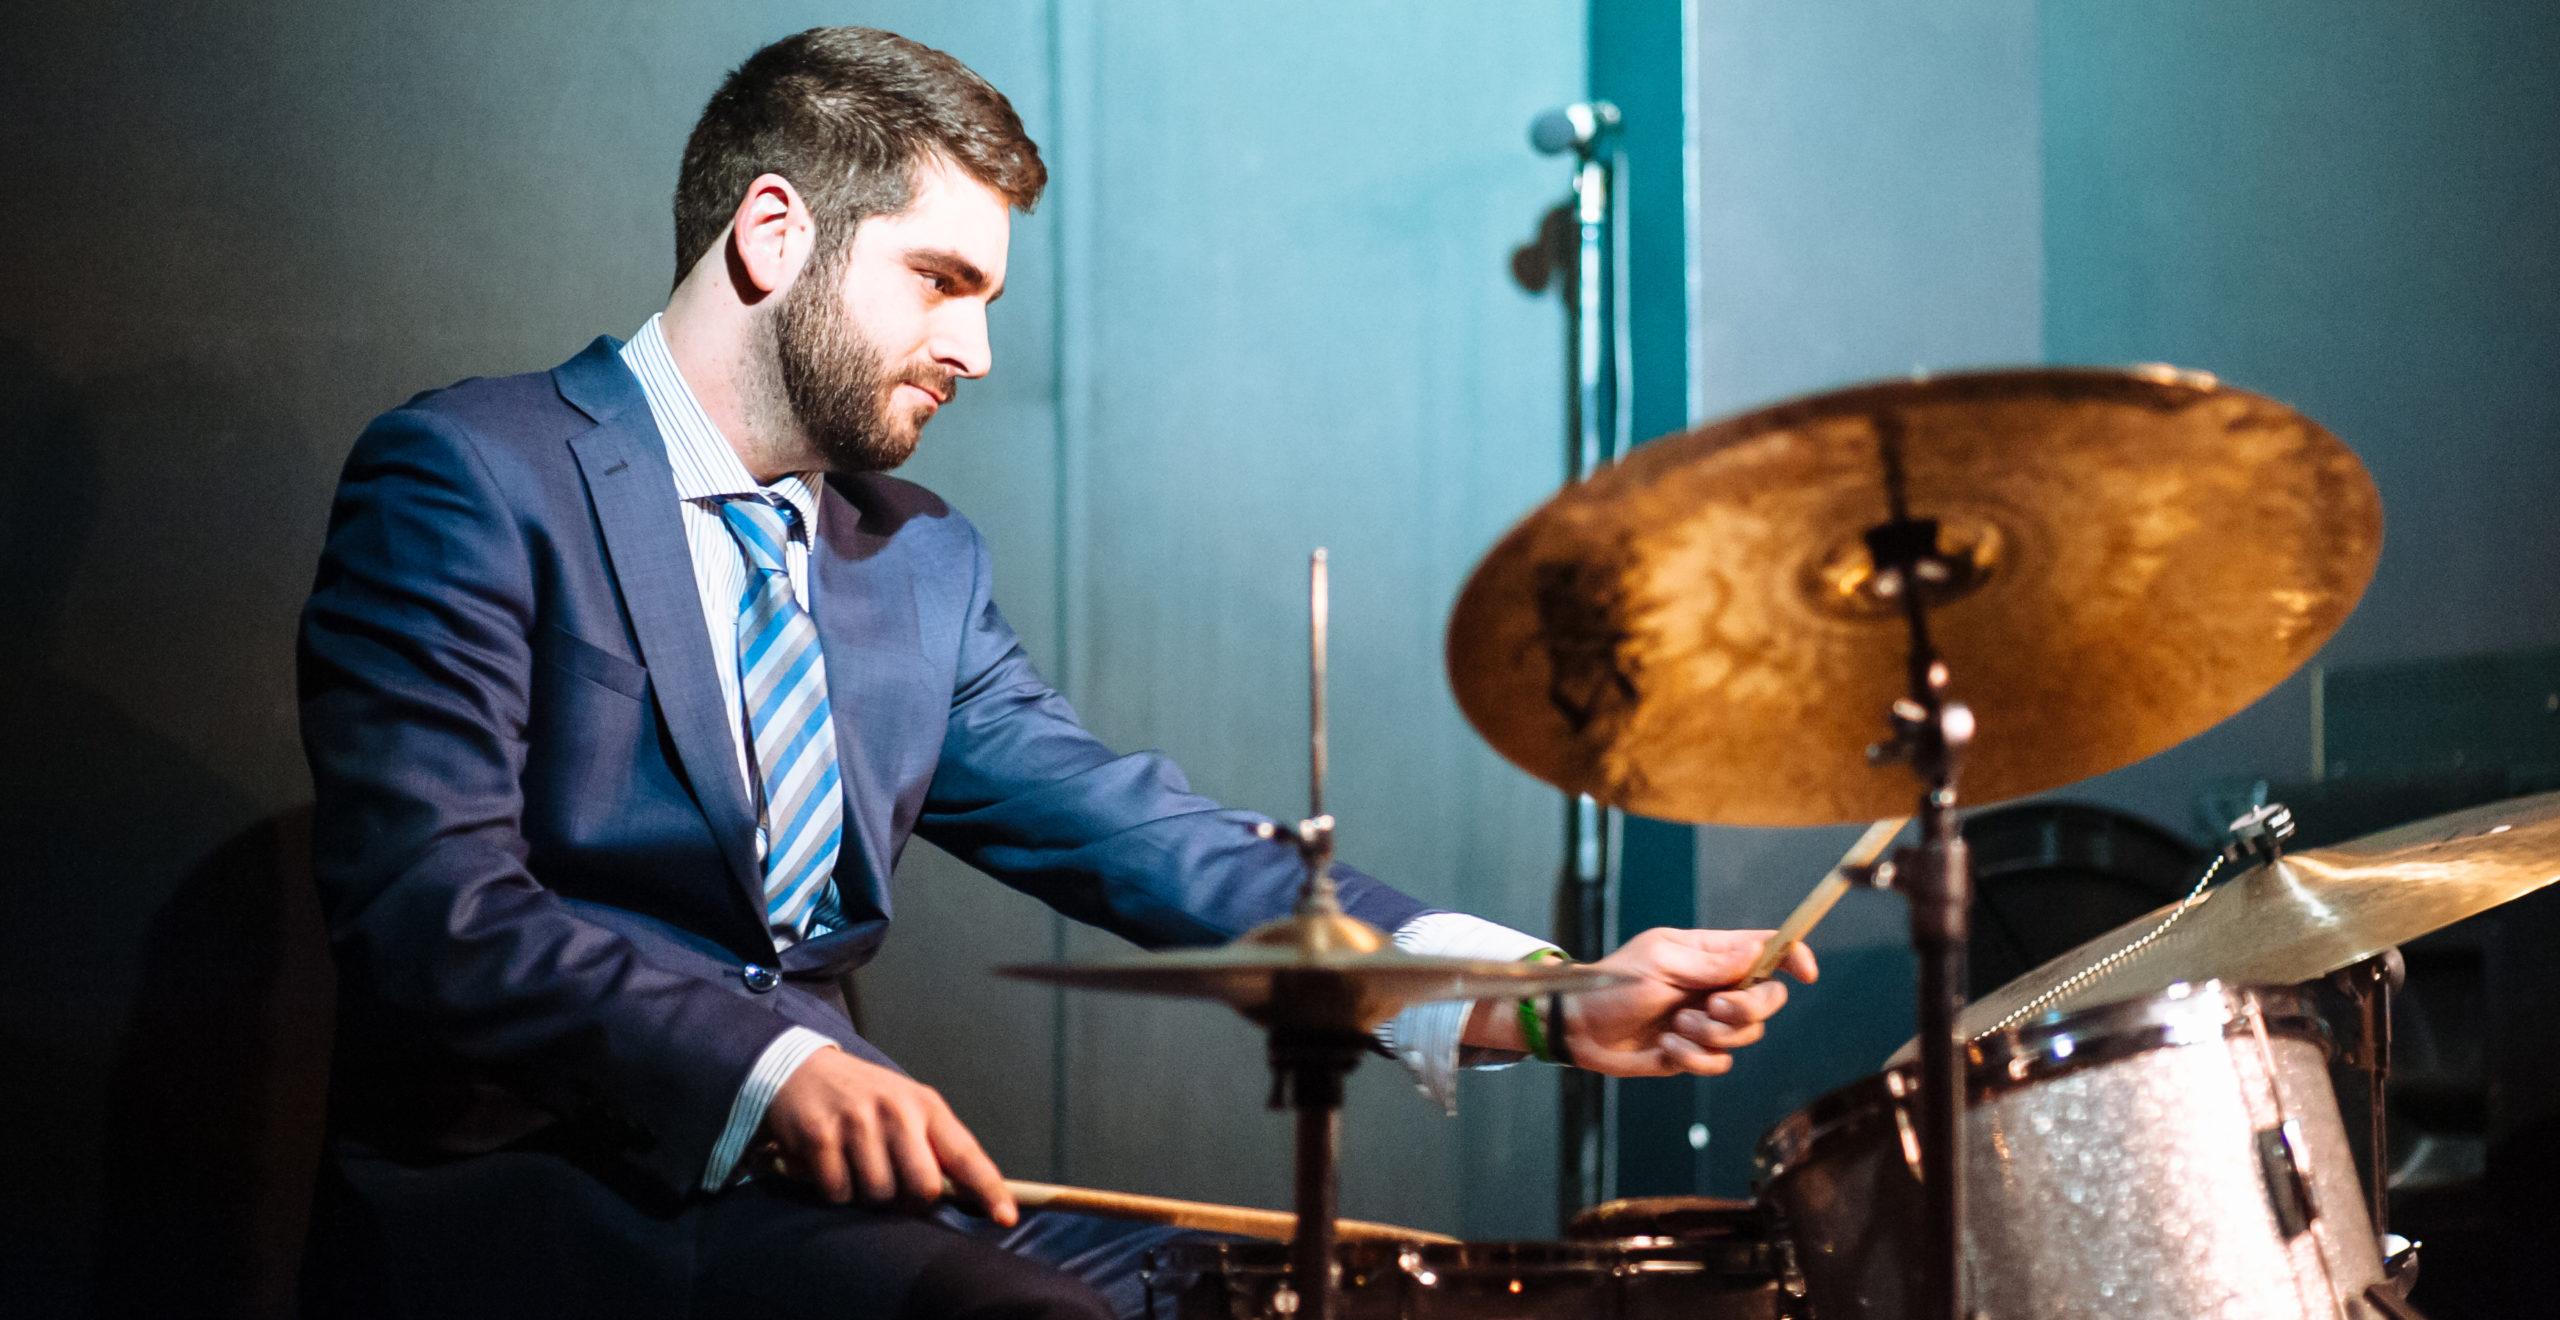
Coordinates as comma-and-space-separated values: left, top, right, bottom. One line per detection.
726, 172, 814, 299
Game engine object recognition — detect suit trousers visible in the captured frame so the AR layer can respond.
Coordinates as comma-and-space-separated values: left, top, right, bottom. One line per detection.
302, 1139, 1207, 1320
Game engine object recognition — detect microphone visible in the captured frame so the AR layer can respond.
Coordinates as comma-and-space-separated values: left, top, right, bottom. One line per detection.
1528, 101, 1621, 156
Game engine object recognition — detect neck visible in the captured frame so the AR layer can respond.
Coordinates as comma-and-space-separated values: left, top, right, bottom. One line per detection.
659, 278, 809, 485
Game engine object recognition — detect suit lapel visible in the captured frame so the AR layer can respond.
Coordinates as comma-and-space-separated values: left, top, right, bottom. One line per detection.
555, 341, 766, 920
807, 479, 921, 931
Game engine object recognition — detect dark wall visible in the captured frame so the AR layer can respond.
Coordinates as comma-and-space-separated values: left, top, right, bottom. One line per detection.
0, 5, 1027, 1310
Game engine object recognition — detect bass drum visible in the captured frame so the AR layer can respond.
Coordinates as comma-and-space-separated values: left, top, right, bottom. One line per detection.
1960, 800, 2207, 1000
1757, 981, 2386, 1320
1143, 1233, 1796, 1320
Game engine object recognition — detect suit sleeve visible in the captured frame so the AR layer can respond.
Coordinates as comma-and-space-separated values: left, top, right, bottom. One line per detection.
298, 409, 794, 1192
914, 521, 1433, 945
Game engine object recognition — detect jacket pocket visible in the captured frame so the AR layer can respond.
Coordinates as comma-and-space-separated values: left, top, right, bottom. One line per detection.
534, 624, 649, 701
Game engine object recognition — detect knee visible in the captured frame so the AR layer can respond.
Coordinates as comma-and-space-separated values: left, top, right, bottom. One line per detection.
906, 1251, 1116, 1320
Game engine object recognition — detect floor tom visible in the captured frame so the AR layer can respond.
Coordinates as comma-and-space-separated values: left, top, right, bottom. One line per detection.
1757, 980, 2383, 1319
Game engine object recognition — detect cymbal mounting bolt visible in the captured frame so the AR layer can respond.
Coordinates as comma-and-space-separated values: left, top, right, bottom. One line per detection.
2222, 802, 2296, 864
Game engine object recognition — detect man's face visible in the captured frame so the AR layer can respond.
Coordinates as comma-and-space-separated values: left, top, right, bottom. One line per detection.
776, 156, 1012, 473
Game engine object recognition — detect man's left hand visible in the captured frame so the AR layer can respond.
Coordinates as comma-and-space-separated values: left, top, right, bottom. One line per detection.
1467, 928, 1818, 1078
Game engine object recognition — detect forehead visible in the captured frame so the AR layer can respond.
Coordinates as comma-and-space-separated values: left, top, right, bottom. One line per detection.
847, 157, 1012, 277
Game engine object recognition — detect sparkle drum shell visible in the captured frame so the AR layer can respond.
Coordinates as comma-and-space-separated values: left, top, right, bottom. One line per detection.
1143, 1235, 1796, 1320
1755, 981, 2382, 1319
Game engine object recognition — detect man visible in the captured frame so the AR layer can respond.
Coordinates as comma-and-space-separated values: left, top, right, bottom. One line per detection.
298, 26, 1814, 1320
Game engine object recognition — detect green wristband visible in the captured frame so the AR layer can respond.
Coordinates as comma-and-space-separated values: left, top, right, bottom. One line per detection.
1519, 949, 1570, 1063
1517, 996, 1552, 1062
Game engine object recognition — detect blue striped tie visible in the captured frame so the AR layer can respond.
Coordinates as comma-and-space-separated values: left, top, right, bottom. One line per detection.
716, 495, 844, 942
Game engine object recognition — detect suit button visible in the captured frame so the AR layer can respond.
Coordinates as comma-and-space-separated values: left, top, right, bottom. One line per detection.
741, 964, 781, 993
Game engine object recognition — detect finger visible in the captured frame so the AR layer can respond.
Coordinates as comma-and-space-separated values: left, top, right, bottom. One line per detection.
1651, 926, 1773, 953
1785, 942, 1821, 984
1651, 927, 1775, 967
1658, 1031, 1735, 1076
884, 1100, 944, 1204
846, 1111, 897, 1204
1623, 936, 1759, 992
1595, 1046, 1677, 1079
800, 1130, 853, 1205
1706, 980, 1789, 1025
929, 1104, 1017, 1227
1675, 1006, 1765, 1051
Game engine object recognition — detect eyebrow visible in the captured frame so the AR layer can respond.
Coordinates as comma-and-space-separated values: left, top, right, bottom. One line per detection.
910, 248, 1005, 304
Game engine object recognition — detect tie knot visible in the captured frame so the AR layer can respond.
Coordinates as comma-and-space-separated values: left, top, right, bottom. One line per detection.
717, 495, 800, 573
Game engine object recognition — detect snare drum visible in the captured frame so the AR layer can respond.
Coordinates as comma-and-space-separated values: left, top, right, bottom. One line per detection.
1756, 980, 2384, 1320
1144, 1233, 1795, 1320
1564, 1195, 1765, 1244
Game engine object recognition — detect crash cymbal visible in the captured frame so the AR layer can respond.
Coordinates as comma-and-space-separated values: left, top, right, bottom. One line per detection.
1447, 367, 2383, 826
1953, 790, 2560, 1040
999, 906, 1623, 1034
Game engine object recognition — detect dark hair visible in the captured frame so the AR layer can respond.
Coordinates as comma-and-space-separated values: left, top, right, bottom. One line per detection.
672, 27, 1046, 282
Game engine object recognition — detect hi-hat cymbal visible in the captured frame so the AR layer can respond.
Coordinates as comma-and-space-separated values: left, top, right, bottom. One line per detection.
999, 907, 1623, 1034
1952, 790, 2560, 1041
1447, 367, 2383, 826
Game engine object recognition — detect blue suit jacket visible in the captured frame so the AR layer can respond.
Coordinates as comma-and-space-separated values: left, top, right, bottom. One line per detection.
297, 338, 1430, 1195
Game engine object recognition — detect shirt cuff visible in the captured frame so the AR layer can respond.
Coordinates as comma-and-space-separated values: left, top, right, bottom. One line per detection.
701, 1025, 840, 1190
1379, 912, 1563, 1115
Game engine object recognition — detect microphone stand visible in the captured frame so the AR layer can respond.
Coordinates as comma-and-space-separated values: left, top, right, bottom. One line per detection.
1531, 99, 1628, 1225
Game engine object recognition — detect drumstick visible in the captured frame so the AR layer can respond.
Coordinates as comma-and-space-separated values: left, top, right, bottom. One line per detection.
1003, 1180, 1460, 1244
1737, 817, 1908, 986
762, 1146, 1458, 1244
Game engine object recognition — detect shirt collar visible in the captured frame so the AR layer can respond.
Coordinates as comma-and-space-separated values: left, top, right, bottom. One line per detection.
619, 313, 822, 534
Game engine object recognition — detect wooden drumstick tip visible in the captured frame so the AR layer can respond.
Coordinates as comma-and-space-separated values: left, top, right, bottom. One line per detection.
1739, 817, 1907, 986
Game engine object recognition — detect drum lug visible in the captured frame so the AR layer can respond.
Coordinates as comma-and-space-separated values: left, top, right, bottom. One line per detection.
1891, 1095, 1926, 1184
2254, 1119, 2321, 1238
1772, 1228, 1811, 1302
2380, 1233, 2422, 1298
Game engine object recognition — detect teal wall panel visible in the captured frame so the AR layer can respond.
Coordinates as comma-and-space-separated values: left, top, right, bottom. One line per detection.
1046, 1, 1587, 1241
1590, 0, 1704, 1201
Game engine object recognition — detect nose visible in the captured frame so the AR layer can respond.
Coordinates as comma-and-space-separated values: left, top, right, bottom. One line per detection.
931, 301, 993, 381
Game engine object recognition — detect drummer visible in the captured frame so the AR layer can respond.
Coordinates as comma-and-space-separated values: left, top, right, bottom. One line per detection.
293, 24, 1817, 1320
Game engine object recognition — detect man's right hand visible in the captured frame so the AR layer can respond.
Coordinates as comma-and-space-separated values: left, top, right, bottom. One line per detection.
763, 1048, 1019, 1226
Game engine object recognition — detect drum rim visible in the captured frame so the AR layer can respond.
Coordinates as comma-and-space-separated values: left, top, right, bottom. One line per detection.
1140, 1234, 1777, 1285
1753, 979, 2329, 1185
1564, 1194, 1764, 1242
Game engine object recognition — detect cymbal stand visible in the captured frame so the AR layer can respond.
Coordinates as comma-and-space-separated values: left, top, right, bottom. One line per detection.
1253, 801, 1362, 1320
1862, 428, 1977, 1320
1249, 549, 1358, 1320
1268, 999, 1363, 1320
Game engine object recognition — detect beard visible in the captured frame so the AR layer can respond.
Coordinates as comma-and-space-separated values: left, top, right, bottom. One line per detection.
771, 251, 955, 474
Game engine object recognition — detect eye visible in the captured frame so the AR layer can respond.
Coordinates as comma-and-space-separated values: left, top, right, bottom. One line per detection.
920, 269, 953, 294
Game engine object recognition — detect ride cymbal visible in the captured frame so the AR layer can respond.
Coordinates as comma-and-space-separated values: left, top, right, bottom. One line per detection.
1447, 368, 2382, 826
